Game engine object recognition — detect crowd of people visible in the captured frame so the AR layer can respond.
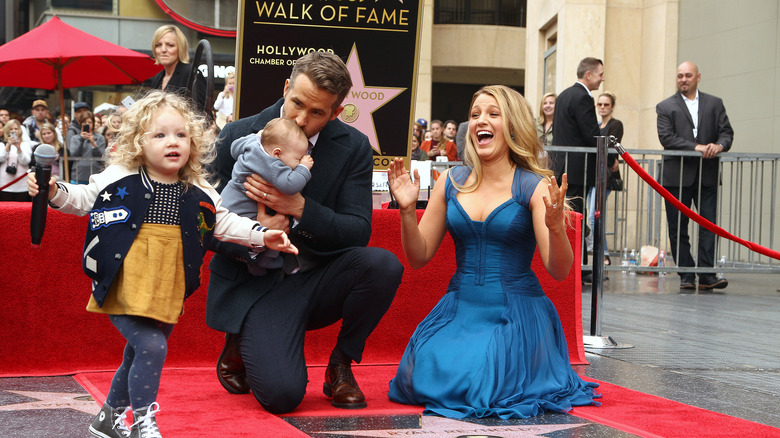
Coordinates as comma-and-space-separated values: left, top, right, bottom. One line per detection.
7, 18, 734, 437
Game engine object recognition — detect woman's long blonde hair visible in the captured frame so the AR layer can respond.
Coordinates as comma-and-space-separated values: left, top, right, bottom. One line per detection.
455, 85, 554, 193
109, 90, 214, 186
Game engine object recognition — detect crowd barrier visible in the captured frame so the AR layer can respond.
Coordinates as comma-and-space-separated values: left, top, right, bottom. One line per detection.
533, 146, 779, 275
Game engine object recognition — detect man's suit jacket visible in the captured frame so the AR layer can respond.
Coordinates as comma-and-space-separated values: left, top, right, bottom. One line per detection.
656, 91, 733, 187
206, 98, 374, 334
551, 82, 600, 187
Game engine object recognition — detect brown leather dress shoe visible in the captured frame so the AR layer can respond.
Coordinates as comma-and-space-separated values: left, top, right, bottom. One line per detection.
322, 363, 367, 409
217, 333, 250, 394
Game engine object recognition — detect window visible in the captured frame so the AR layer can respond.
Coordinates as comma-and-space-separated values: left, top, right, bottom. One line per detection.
435, 0, 526, 27
51, 0, 113, 11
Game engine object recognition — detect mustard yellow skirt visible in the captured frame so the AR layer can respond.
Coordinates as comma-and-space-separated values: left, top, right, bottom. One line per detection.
87, 223, 186, 324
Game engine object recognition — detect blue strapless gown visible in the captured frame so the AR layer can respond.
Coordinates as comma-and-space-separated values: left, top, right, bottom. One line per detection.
388, 166, 600, 419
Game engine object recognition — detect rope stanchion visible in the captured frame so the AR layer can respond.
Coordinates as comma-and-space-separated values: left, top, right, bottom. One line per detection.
613, 140, 780, 261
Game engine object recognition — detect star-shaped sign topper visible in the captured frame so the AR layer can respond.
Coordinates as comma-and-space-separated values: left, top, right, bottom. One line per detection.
340, 44, 406, 155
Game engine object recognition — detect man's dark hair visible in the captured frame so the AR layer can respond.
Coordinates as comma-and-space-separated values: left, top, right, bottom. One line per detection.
576, 57, 603, 79
290, 51, 353, 110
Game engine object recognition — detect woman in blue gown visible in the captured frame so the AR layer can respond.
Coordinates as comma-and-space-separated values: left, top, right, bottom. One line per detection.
387, 85, 600, 419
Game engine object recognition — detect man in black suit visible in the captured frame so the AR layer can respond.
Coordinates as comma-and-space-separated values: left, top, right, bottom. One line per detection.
657, 61, 733, 290
207, 52, 404, 413
551, 57, 604, 281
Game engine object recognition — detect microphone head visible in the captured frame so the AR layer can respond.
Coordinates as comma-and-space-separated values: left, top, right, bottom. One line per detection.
34, 144, 58, 166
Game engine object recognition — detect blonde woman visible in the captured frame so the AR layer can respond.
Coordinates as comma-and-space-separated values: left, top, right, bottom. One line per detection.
143, 24, 205, 110
536, 92, 556, 146
37, 122, 64, 179
387, 85, 599, 418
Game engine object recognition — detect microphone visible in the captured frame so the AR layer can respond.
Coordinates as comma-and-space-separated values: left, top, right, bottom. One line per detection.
30, 144, 58, 247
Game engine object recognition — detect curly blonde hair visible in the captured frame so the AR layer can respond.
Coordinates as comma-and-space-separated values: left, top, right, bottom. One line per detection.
455, 85, 554, 193
108, 90, 214, 186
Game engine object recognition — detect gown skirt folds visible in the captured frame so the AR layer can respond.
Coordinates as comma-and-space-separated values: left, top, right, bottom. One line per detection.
86, 223, 187, 324
388, 166, 600, 419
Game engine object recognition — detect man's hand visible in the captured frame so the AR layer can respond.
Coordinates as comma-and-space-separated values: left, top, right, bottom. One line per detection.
245, 174, 305, 219
695, 143, 723, 159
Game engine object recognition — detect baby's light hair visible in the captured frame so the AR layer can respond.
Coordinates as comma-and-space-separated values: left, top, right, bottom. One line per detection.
109, 90, 214, 185
261, 117, 308, 154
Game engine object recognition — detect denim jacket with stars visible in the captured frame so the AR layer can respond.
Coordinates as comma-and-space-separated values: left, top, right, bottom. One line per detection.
50, 164, 265, 307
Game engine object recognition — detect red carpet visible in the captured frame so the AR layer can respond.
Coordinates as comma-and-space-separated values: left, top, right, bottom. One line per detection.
571, 378, 780, 438
75, 366, 780, 437
75, 365, 421, 437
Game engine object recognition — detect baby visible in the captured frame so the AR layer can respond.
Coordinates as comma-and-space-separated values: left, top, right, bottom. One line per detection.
221, 117, 313, 275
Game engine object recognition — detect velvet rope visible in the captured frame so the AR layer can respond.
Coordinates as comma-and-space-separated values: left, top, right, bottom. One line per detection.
618, 149, 780, 260
0, 172, 27, 192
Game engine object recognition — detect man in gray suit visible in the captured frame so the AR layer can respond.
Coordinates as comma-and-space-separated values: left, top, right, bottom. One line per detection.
656, 61, 733, 290
207, 52, 403, 413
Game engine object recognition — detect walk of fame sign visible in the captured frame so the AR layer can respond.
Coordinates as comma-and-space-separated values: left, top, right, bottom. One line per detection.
234, 0, 423, 169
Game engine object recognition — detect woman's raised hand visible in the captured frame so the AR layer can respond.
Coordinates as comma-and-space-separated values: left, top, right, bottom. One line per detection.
388, 157, 420, 211
542, 174, 568, 232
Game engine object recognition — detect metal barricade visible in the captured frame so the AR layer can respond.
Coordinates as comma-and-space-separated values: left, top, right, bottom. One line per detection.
546, 145, 780, 276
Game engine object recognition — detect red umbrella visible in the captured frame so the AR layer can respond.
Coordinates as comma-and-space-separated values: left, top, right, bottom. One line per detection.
0, 15, 162, 180
0, 15, 160, 89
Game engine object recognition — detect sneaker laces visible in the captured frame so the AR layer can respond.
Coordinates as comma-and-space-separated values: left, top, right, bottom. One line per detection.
131, 402, 162, 438
112, 406, 132, 437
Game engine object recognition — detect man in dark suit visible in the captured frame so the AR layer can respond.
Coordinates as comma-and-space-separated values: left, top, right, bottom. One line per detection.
207, 52, 404, 414
551, 57, 604, 281
657, 61, 733, 290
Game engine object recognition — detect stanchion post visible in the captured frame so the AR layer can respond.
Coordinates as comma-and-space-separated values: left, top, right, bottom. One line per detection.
583, 135, 633, 349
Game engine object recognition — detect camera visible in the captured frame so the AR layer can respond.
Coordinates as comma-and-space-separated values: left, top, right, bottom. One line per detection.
10, 131, 17, 140
82, 124, 91, 133
5, 163, 17, 175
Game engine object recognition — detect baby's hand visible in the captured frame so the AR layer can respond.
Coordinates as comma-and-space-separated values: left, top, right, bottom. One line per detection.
263, 229, 299, 254
300, 154, 314, 170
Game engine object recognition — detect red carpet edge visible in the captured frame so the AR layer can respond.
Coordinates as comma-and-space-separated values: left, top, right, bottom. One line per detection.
74, 366, 780, 438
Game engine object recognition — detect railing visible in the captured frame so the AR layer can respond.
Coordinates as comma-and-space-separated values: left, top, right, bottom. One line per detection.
546, 145, 780, 275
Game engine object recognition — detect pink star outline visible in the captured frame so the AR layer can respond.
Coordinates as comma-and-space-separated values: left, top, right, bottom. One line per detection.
341, 44, 406, 154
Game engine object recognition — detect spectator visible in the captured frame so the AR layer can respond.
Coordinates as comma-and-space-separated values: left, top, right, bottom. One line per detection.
586, 91, 623, 264
454, 121, 468, 161
656, 61, 733, 290
420, 119, 458, 161
37, 122, 66, 179
536, 92, 556, 146
416, 118, 428, 131
214, 71, 235, 129
410, 130, 425, 161
69, 110, 106, 184
65, 102, 90, 150
551, 57, 604, 283
0, 108, 10, 138
94, 113, 103, 130
443, 119, 458, 141
97, 123, 120, 159
0, 119, 33, 201
143, 24, 206, 112
423, 130, 433, 142
22, 99, 49, 143
105, 112, 123, 132
412, 121, 424, 142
